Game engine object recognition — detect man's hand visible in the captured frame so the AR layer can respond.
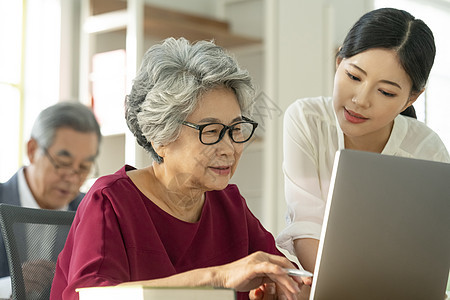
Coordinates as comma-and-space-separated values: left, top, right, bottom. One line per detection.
22, 260, 56, 296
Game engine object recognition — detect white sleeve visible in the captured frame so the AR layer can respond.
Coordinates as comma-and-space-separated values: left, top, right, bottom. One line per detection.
393, 116, 450, 163
276, 103, 327, 255
428, 134, 450, 163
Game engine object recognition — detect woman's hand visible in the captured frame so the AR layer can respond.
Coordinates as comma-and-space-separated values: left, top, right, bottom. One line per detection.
121, 251, 305, 300
249, 275, 312, 300
213, 251, 302, 300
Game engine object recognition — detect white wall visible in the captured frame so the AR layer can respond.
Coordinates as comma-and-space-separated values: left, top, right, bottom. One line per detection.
264, 0, 372, 235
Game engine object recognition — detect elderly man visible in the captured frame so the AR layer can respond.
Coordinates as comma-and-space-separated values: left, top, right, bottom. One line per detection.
0, 101, 101, 297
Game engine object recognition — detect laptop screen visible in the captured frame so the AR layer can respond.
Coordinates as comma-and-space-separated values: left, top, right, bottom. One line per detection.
310, 150, 450, 300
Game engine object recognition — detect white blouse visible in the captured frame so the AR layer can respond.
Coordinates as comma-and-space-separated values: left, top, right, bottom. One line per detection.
276, 96, 450, 255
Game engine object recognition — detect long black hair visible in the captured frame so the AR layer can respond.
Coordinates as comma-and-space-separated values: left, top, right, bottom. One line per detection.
337, 8, 435, 118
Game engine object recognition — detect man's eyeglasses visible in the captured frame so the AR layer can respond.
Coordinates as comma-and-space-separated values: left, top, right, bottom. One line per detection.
181, 116, 258, 145
42, 147, 95, 179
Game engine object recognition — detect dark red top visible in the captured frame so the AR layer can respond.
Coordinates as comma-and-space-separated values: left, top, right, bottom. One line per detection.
51, 165, 286, 300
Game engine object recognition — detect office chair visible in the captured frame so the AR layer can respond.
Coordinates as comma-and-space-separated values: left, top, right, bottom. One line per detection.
0, 204, 75, 300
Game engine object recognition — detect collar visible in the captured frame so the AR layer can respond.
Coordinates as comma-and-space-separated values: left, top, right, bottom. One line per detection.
381, 114, 407, 155
18, 167, 40, 209
334, 109, 345, 151
18, 167, 68, 211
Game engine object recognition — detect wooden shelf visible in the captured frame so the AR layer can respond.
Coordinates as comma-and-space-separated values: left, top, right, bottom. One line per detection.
88, 0, 262, 48
80, 0, 264, 171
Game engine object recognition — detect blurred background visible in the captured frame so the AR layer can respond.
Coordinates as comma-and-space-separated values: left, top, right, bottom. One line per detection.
0, 0, 449, 244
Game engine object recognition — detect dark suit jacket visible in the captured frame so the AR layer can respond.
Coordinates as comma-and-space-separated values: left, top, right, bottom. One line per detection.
0, 169, 83, 278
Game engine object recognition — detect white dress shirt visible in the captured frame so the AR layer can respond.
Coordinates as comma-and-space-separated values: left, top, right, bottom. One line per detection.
276, 96, 450, 255
18, 167, 40, 209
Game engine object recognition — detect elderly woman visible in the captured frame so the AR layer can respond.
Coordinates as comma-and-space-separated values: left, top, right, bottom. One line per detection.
50, 38, 306, 300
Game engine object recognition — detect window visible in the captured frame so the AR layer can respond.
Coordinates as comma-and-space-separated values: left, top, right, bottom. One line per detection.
374, 0, 450, 152
0, 0, 61, 181
0, 1, 23, 181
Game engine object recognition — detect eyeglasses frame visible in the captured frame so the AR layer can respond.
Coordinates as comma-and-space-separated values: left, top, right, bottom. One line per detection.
41, 146, 96, 179
181, 116, 258, 145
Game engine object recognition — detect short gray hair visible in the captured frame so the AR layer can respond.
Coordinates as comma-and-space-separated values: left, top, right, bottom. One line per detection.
31, 101, 102, 154
125, 37, 255, 163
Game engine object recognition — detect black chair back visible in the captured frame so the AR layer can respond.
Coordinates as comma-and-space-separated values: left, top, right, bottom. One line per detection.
0, 204, 75, 300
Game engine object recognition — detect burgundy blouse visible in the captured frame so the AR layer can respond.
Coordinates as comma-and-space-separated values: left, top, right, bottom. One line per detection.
51, 165, 285, 300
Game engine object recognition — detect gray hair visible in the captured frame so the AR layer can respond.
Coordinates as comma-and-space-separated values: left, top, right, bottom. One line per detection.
125, 37, 255, 163
31, 101, 102, 154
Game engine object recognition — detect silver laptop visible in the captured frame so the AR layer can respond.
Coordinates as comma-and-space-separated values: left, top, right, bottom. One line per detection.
310, 150, 450, 300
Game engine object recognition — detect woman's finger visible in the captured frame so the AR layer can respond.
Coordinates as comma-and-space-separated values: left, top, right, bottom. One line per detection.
301, 276, 312, 286
249, 287, 264, 300
249, 282, 277, 300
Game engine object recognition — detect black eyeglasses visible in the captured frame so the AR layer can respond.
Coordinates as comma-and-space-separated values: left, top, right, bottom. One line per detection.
42, 147, 95, 179
181, 116, 258, 145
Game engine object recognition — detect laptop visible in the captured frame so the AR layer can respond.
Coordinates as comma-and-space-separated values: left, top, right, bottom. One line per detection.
310, 150, 450, 300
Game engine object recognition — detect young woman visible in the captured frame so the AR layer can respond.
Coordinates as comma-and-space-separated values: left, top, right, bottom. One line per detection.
276, 7, 450, 276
